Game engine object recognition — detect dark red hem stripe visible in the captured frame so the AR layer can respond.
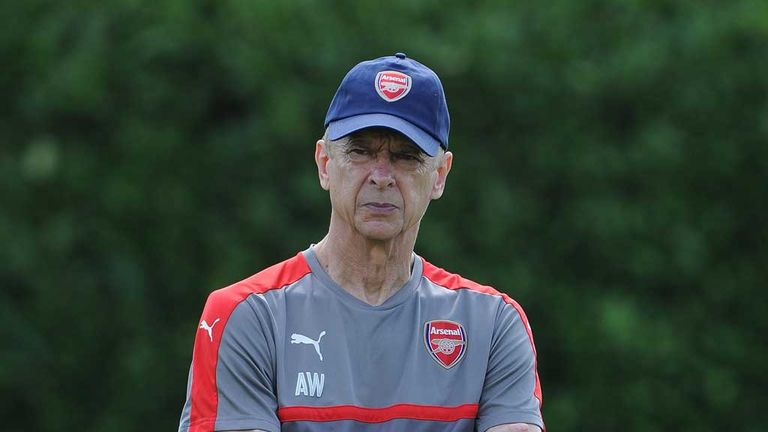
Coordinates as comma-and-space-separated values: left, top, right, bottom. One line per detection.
188, 252, 312, 432
278, 403, 479, 423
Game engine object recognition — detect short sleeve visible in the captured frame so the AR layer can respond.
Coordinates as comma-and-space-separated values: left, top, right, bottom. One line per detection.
476, 300, 544, 432
178, 292, 280, 432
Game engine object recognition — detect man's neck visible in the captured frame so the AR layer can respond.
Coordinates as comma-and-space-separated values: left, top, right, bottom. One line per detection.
314, 223, 418, 306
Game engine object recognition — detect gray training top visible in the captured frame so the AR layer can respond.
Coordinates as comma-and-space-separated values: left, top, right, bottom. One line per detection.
179, 247, 544, 432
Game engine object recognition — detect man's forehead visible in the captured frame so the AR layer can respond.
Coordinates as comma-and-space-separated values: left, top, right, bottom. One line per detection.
346, 128, 423, 152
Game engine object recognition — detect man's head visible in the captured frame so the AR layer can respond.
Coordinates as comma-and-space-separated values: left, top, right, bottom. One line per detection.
316, 53, 453, 242
316, 127, 452, 241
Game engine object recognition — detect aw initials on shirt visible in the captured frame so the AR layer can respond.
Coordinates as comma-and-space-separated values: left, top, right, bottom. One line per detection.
295, 372, 325, 397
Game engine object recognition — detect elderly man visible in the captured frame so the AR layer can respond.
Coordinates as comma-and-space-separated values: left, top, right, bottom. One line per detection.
179, 53, 544, 432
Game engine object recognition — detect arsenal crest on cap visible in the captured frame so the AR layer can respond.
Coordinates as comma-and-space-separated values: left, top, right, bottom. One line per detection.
424, 320, 467, 369
375, 71, 412, 102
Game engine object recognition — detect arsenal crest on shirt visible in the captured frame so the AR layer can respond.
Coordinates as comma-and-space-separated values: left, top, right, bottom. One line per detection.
375, 71, 412, 102
424, 320, 467, 369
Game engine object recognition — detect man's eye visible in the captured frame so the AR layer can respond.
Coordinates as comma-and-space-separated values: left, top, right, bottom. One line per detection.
394, 153, 420, 161
348, 148, 368, 155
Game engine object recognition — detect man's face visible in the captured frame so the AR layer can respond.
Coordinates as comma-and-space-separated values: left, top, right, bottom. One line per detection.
316, 128, 453, 242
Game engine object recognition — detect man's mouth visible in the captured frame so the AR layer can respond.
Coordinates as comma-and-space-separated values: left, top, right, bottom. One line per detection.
364, 202, 398, 211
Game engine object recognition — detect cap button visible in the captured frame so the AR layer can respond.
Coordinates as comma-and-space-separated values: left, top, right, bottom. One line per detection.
394, 52, 406, 59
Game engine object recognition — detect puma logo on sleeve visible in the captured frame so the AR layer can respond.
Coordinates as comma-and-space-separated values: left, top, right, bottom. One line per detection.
199, 318, 220, 342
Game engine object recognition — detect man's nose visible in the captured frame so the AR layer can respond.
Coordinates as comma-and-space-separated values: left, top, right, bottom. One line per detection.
369, 154, 395, 188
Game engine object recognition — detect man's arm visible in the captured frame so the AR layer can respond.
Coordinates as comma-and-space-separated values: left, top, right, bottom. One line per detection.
178, 291, 280, 432
476, 300, 545, 432
487, 424, 542, 432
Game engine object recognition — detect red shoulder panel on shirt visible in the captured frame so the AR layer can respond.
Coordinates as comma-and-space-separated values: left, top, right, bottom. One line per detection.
421, 258, 545, 426
421, 259, 517, 304
188, 252, 311, 432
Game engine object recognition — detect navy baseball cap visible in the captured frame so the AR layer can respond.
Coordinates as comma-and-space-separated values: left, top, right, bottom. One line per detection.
324, 53, 450, 156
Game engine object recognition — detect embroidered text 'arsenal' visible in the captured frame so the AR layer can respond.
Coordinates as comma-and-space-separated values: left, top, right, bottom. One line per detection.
375, 71, 412, 102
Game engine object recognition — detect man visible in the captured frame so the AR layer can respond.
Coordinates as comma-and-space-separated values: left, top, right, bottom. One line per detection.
179, 53, 544, 432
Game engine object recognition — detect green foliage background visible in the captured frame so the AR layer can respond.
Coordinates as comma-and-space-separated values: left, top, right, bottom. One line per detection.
2, 0, 766, 430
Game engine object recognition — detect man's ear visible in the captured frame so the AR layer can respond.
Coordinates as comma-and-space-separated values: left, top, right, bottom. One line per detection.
431, 151, 453, 200
316, 139, 331, 191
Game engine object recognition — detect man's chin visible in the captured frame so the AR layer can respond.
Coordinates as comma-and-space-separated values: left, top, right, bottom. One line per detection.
355, 222, 402, 242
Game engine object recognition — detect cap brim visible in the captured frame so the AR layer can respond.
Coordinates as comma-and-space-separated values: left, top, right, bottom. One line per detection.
327, 113, 441, 157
